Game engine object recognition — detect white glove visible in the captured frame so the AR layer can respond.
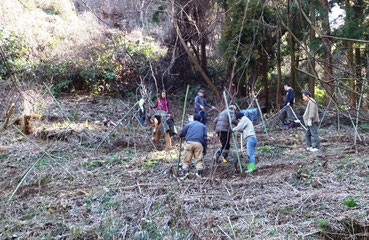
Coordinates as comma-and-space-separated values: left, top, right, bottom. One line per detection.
307, 119, 312, 127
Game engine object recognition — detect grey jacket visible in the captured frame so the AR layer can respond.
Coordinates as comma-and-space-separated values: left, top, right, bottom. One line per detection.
232, 116, 256, 140
214, 109, 237, 132
303, 98, 320, 125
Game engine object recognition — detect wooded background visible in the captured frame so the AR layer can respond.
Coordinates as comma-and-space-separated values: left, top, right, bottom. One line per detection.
1, 0, 369, 110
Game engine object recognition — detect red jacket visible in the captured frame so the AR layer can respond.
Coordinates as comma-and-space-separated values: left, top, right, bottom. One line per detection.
153, 97, 171, 114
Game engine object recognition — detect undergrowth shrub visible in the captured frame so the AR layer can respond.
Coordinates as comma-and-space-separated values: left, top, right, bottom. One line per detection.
0, 0, 165, 96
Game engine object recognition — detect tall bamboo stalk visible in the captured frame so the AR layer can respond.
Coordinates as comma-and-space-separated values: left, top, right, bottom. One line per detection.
96, 102, 139, 149
176, 85, 190, 174
223, 91, 242, 173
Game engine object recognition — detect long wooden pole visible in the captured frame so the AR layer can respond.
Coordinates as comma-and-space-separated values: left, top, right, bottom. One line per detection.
96, 102, 138, 149
176, 85, 190, 175
254, 93, 268, 134
223, 91, 243, 173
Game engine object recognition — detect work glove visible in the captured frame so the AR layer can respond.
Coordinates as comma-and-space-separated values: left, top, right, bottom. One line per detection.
307, 119, 312, 127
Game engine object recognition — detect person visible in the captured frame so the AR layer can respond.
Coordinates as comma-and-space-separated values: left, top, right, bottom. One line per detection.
153, 90, 171, 117
138, 97, 146, 126
302, 91, 320, 152
214, 105, 238, 162
232, 112, 258, 173
151, 91, 173, 147
280, 82, 296, 129
179, 114, 208, 179
194, 89, 215, 125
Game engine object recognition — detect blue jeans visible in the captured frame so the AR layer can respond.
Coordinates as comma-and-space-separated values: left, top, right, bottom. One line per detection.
195, 109, 207, 125
246, 136, 257, 163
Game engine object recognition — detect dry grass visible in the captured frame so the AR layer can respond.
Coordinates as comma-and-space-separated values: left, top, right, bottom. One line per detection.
0, 0, 105, 61
0, 84, 369, 239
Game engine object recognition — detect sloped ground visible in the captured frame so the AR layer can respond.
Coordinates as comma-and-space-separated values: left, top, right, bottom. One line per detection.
1, 90, 369, 239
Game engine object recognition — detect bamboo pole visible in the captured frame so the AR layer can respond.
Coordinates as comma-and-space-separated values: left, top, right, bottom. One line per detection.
43, 82, 71, 123
8, 152, 47, 203
96, 102, 139, 149
12, 126, 75, 179
318, 96, 333, 129
3, 103, 15, 129
254, 93, 268, 134
337, 87, 362, 141
176, 85, 190, 175
223, 91, 243, 173
288, 105, 307, 131
120, 101, 157, 150
354, 77, 366, 150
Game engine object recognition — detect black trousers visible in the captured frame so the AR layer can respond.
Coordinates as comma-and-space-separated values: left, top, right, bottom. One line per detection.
218, 131, 231, 156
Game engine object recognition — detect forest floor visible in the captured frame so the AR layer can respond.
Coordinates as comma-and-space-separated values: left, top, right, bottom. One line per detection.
1, 85, 369, 239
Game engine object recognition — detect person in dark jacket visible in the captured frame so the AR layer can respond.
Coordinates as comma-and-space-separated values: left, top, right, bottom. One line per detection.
280, 82, 296, 128
214, 105, 237, 162
179, 114, 208, 179
194, 89, 215, 125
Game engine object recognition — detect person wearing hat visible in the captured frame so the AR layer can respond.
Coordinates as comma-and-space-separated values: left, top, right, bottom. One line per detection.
280, 82, 296, 129
213, 105, 238, 162
194, 89, 216, 125
232, 112, 257, 172
302, 91, 320, 152
178, 113, 208, 179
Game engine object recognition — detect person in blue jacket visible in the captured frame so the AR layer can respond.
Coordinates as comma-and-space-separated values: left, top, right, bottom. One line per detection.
194, 89, 215, 125
179, 114, 208, 179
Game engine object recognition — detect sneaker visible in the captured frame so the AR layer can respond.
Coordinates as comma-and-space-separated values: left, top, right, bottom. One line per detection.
195, 170, 203, 178
310, 148, 319, 152
306, 147, 312, 151
180, 170, 190, 180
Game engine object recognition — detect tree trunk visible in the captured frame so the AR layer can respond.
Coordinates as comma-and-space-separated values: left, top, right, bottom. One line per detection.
355, 45, 362, 95
288, 0, 296, 91
276, 29, 282, 109
347, 41, 356, 105
261, 43, 269, 111
319, 0, 334, 102
173, 0, 221, 101
308, 2, 315, 97
200, 35, 208, 73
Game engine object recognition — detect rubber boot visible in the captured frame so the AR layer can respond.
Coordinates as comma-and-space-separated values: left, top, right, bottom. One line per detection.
195, 170, 203, 178
246, 163, 256, 173
180, 170, 190, 180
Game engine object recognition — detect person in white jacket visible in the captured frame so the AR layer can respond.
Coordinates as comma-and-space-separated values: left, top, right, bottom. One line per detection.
232, 112, 258, 173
